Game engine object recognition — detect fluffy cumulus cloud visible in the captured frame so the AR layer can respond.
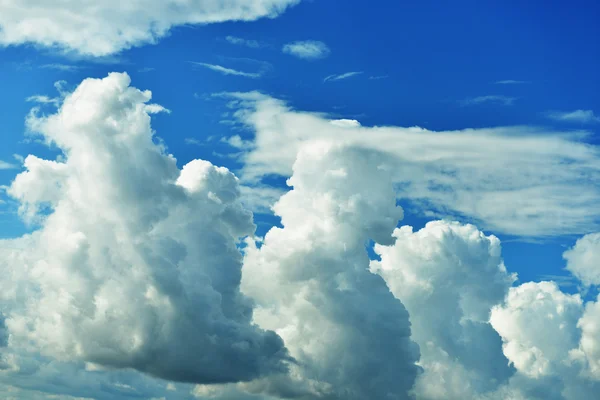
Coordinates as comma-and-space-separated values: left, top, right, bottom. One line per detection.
241, 142, 421, 399
563, 233, 600, 286
0, 0, 300, 56
227, 93, 600, 237
489, 282, 600, 400
0, 73, 291, 393
371, 221, 516, 399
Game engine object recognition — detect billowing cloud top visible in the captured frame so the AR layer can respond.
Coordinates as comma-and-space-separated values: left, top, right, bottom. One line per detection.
0, 0, 300, 56
1, 72, 290, 386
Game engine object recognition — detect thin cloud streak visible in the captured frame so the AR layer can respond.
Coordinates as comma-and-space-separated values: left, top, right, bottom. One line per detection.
495, 79, 530, 84
546, 110, 600, 124
189, 62, 263, 79
323, 71, 363, 82
461, 95, 517, 106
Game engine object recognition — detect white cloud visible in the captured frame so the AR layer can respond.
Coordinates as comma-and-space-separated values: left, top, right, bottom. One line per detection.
241, 142, 421, 399
495, 80, 529, 84
5, 72, 600, 400
0, 73, 290, 391
0, 0, 300, 56
40, 63, 81, 72
323, 71, 363, 82
190, 62, 264, 79
546, 110, 600, 124
576, 297, 600, 379
490, 282, 583, 378
0, 161, 17, 170
563, 233, 600, 287
369, 75, 389, 80
462, 95, 516, 106
282, 40, 330, 60
226, 36, 263, 48
26, 94, 60, 106
226, 93, 600, 237
372, 221, 516, 399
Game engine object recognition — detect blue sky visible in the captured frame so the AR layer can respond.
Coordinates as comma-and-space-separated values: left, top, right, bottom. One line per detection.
0, 1, 600, 399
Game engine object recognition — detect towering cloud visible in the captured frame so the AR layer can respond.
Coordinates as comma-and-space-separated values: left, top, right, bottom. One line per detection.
0, 0, 300, 56
0, 73, 289, 387
241, 142, 421, 399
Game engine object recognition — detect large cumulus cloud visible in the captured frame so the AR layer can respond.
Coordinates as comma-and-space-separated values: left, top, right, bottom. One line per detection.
0, 0, 300, 56
0, 72, 289, 388
371, 221, 516, 399
241, 142, 421, 399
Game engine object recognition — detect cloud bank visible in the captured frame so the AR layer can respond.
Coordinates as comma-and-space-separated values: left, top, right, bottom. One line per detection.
2, 73, 600, 400
0, 0, 301, 56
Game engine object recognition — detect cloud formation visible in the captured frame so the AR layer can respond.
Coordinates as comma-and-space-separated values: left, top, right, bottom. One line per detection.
564, 233, 600, 287
0, 161, 17, 170
546, 110, 600, 124
1, 73, 290, 389
0, 0, 300, 56
461, 95, 516, 106
323, 71, 363, 82
282, 40, 330, 60
495, 80, 529, 84
242, 142, 421, 399
3, 73, 600, 400
227, 93, 600, 237
226, 36, 263, 48
372, 221, 516, 399
190, 62, 265, 79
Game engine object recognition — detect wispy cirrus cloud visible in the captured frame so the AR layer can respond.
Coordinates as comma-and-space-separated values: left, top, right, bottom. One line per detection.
39, 63, 81, 72
282, 40, 330, 60
0, 161, 17, 170
323, 71, 363, 82
189, 62, 263, 78
495, 79, 530, 84
225, 35, 263, 48
461, 95, 517, 106
546, 109, 600, 124
25, 95, 60, 106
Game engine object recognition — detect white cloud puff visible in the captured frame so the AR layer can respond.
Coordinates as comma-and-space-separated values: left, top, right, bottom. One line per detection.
0, 0, 300, 56
490, 282, 583, 378
372, 221, 516, 399
563, 233, 600, 287
282, 40, 330, 60
0, 72, 290, 387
